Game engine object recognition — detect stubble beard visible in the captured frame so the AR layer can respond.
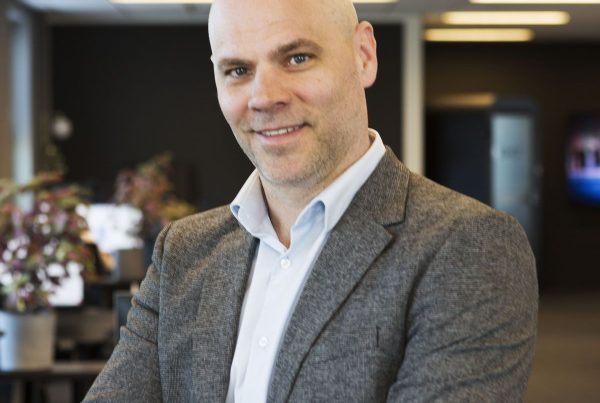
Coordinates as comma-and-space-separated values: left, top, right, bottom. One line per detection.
234, 74, 366, 196
242, 122, 354, 196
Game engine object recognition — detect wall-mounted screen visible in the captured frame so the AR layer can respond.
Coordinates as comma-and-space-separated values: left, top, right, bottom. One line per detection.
566, 116, 600, 206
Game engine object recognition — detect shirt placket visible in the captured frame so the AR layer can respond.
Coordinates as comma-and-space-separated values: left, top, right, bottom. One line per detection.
241, 246, 294, 402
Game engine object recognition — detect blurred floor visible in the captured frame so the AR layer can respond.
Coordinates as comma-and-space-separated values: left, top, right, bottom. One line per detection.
526, 292, 600, 403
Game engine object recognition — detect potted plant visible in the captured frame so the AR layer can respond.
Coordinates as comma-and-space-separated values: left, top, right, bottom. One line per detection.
113, 153, 196, 265
0, 173, 95, 370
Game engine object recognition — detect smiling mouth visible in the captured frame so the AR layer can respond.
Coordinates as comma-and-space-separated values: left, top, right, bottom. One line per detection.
254, 124, 305, 137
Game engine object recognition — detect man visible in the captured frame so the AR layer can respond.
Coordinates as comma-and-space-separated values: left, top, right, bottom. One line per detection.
85, 0, 538, 401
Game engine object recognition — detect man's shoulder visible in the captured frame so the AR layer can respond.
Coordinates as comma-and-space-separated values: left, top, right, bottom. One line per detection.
175, 204, 233, 227
163, 204, 240, 245
363, 150, 508, 229
403, 171, 524, 239
408, 172, 495, 218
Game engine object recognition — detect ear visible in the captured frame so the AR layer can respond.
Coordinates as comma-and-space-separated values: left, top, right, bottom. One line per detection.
354, 21, 378, 89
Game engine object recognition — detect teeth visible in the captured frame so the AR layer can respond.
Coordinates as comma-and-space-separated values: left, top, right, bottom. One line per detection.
261, 125, 301, 137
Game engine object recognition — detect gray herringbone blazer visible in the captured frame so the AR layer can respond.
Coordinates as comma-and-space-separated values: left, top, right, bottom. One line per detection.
85, 150, 538, 402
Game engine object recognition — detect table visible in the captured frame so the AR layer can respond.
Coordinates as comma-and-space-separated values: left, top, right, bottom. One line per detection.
0, 361, 105, 403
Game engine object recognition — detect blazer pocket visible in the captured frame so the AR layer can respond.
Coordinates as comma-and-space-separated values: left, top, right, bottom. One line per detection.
306, 325, 396, 365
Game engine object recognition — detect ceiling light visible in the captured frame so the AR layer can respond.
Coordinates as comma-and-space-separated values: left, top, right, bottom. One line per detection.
424, 28, 534, 42
441, 11, 570, 25
110, 0, 213, 3
110, 0, 398, 3
429, 93, 498, 109
471, 0, 600, 4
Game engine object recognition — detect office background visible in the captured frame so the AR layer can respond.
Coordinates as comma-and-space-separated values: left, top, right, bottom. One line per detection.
1, 1, 599, 402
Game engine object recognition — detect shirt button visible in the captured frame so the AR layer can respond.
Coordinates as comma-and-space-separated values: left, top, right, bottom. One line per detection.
258, 336, 269, 348
280, 258, 291, 269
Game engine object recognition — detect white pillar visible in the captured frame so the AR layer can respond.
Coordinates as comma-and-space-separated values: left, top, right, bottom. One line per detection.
0, 1, 12, 179
401, 15, 424, 175
7, 5, 34, 187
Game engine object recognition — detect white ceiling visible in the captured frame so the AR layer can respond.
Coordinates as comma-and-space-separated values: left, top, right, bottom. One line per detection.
17, 0, 600, 41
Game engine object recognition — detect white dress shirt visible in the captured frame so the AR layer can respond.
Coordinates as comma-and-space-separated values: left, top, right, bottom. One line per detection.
226, 129, 386, 403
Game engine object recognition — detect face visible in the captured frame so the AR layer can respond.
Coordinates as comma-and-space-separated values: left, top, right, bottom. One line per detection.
209, 0, 377, 193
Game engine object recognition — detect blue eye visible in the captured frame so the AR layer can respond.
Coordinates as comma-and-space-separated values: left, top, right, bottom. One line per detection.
290, 54, 310, 66
228, 67, 248, 78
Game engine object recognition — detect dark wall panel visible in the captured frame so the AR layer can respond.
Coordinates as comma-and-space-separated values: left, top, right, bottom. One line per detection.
52, 26, 246, 208
426, 42, 600, 290
52, 25, 402, 209
426, 109, 491, 204
367, 24, 402, 155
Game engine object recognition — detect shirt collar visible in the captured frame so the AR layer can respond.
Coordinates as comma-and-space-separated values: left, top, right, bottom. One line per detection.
231, 129, 386, 238
230, 170, 274, 238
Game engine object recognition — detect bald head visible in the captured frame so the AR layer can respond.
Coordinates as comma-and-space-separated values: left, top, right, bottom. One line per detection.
208, 0, 359, 52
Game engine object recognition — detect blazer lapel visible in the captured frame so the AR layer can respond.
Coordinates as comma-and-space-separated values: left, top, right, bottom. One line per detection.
192, 224, 257, 402
268, 149, 411, 403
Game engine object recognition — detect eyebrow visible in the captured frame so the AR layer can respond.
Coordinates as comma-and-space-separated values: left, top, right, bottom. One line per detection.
215, 38, 323, 72
216, 57, 251, 72
270, 38, 323, 59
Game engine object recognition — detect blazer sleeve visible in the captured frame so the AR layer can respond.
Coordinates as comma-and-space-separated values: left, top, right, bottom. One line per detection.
83, 223, 173, 403
387, 212, 538, 402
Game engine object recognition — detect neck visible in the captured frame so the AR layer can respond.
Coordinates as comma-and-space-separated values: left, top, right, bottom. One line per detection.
261, 182, 319, 248
260, 131, 373, 247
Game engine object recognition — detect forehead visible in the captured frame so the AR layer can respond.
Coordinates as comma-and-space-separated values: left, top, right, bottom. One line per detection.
209, 0, 338, 57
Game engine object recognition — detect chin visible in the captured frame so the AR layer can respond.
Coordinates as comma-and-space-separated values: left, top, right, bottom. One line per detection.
260, 172, 300, 187
258, 167, 303, 186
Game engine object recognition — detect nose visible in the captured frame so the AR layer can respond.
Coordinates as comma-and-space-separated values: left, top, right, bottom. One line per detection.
247, 67, 290, 111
